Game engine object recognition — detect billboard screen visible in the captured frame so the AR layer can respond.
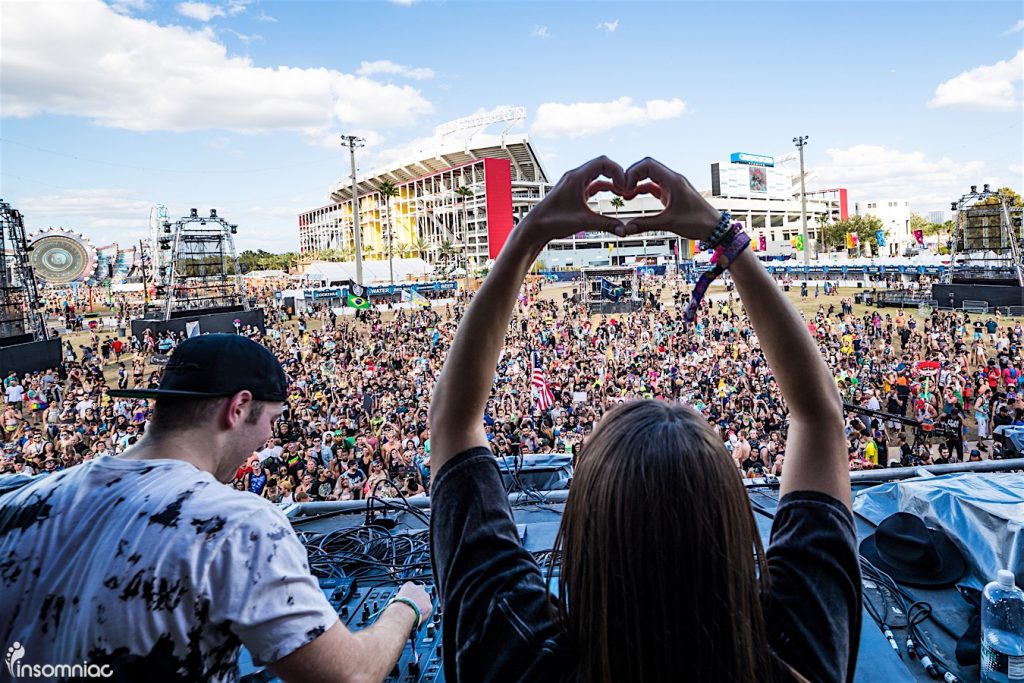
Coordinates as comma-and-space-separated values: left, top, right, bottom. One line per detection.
749, 167, 767, 193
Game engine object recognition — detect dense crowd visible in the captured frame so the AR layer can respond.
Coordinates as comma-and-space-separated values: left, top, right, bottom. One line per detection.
3, 275, 1021, 494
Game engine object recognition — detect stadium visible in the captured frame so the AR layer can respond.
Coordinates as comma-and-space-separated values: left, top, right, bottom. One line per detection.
298, 110, 847, 275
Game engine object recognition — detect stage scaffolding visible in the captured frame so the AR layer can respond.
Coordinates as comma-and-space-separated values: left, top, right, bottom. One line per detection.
0, 199, 47, 341
946, 186, 1024, 287
158, 209, 249, 320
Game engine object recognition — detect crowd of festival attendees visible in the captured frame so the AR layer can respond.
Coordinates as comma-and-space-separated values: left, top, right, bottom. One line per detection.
2, 275, 1020, 495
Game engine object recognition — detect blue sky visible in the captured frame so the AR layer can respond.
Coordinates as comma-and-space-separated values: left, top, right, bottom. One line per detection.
1, 0, 1021, 252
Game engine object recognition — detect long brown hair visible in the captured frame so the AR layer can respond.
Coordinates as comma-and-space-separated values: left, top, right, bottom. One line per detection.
551, 400, 782, 682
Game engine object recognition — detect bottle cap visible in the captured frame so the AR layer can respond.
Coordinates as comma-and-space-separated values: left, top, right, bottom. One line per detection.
998, 569, 1016, 588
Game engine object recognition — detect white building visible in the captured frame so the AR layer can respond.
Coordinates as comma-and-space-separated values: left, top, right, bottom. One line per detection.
855, 199, 913, 255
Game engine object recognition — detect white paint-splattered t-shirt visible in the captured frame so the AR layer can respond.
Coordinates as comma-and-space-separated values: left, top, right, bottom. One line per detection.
0, 457, 337, 682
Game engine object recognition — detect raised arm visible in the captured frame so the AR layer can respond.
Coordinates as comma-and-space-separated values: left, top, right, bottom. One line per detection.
429, 157, 627, 471
624, 158, 849, 508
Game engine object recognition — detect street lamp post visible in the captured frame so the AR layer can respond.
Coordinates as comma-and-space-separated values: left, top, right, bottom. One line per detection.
793, 135, 810, 267
340, 134, 366, 286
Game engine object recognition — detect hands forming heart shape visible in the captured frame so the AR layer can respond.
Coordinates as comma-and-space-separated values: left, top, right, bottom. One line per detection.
518, 156, 724, 245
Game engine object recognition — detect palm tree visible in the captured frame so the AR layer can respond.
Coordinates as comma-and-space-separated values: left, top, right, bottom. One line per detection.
439, 240, 455, 271
379, 180, 399, 284
455, 186, 474, 288
410, 236, 429, 260
608, 196, 625, 263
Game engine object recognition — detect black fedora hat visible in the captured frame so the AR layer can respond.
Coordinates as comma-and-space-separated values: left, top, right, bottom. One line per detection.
860, 512, 966, 587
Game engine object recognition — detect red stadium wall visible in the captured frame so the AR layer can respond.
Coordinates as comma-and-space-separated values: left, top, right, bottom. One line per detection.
484, 158, 514, 259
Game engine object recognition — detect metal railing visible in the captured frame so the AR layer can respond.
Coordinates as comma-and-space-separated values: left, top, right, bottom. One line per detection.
962, 299, 989, 313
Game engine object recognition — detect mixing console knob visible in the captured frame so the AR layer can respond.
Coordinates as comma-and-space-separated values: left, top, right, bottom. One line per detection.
340, 605, 348, 619
362, 604, 370, 622
426, 623, 436, 639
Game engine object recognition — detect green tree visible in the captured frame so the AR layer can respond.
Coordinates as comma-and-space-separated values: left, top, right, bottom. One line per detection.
829, 215, 885, 252
610, 196, 625, 216
410, 236, 429, 259
379, 180, 399, 284
455, 186, 474, 282
980, 186, 1022, 207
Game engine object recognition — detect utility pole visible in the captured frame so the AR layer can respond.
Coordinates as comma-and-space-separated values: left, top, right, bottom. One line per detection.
340, 135, 366, 286
793, 135, 810, 267
139, 239, 150, 316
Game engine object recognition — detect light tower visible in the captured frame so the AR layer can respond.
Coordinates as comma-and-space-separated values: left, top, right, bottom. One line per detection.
340, 135, 366, 286
793, 136, 810, 266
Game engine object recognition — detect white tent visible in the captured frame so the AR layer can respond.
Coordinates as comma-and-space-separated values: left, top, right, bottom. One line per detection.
243, 269, 290, 279
300, 258, 433, 285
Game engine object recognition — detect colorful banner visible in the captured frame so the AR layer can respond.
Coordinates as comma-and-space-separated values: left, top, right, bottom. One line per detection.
846, 232, 859, 249
913, 229, 924, 246
875, 230, 886, 247
758, 235, 767, 252
790, 234, 804, 251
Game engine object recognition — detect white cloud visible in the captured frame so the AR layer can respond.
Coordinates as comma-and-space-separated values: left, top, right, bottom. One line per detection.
1, 1, 434, 136
816, 144, 988, 210
175, 2, 225, 22
532, 25, 550, 39
16, 187, 310, 251
1010, 163, 1024, 176
928, 50, 1023, 111
226, 0, 250, 16
18, 189, 155, 245
357, 60, 436, 81
254, 10, 276, 22
1004, 19, 1024, 35
108, 0, 150, 14
597, 20, 619, 33
390, 0, 417, 5
223, 28, 263, 46
532, 97, 687, 138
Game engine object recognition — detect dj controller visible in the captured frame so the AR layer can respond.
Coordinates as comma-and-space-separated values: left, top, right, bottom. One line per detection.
239, 464, 1023, 683
239, 577, 444, 682
238, 493, 565, 683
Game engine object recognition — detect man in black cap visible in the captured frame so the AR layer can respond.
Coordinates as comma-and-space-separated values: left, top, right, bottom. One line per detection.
0, 334, 431, 682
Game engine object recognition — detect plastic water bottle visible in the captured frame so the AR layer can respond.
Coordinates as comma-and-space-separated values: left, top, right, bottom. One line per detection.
981, 569, 1024, 683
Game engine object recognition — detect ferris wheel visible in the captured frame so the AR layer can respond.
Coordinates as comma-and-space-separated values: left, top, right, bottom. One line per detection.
149, 204, 171, 276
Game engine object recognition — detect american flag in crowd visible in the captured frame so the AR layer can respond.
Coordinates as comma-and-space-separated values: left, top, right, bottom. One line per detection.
531, 349, 555, 411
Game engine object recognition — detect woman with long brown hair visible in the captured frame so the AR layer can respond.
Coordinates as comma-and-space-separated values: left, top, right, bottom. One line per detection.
429, 157, 860, 682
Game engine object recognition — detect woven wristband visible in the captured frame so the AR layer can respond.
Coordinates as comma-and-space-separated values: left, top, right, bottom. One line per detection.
387, 596, 422, 635
683, 230, 751, 323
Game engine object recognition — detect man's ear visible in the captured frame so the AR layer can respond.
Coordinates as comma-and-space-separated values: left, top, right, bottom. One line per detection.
223, 391, 254, 429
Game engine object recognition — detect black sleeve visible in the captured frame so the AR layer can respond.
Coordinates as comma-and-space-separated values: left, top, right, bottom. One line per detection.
763, 491, 862, 683
430, 447, 564, 683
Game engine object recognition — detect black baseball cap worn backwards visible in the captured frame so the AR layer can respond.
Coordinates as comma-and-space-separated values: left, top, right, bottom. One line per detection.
109, 334, 287, 402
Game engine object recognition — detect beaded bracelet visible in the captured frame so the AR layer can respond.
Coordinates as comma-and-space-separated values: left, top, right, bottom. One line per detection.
683, 230, 751, 323
699, 211, 733, 251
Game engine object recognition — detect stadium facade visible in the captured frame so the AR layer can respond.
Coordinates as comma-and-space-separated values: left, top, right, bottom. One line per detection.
298, 119, 847, 272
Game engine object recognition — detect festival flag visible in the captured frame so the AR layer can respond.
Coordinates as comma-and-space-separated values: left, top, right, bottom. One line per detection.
913, 229, 924, 246
531, 349, 555, 411
599, 277, 624, 302
846, 232, 859, 249
758, 235, 767, 252
410, 290, 430, 307
875, 230, 886, 247
791, 234, 804, 251
400, 289, 411, 303
346, 293, 371, 309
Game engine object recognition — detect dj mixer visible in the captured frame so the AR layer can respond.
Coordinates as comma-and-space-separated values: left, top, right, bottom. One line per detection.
239, 576, 444, 683
239, 467, 1017, 683
238, 498, 561, 683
